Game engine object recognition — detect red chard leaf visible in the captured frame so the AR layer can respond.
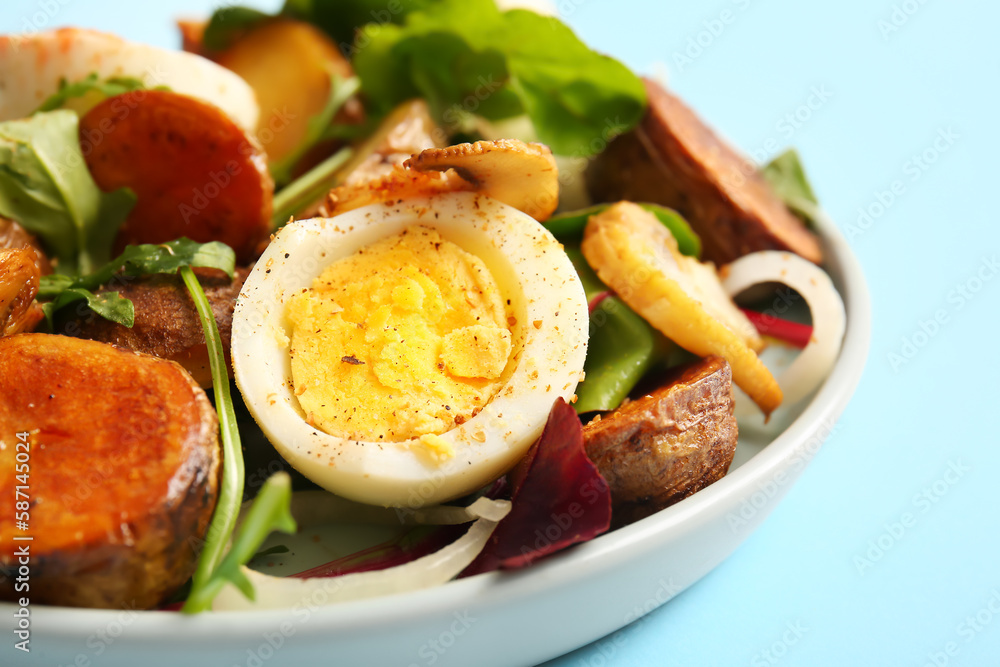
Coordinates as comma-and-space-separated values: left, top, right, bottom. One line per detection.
463, 398, 612, 575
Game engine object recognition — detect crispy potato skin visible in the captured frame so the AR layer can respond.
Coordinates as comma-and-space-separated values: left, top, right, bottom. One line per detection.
0, 248, 43, 336
586, 79, 822, 265
0, 334, 220, 609
80, 90, 273, 263
583, 356, 737, 526
56, 266, 249, 388
0, 217, 52, 276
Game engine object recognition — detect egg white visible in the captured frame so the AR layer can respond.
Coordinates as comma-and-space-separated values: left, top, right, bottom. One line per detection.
0, 29, 259, 131
232, 193, 589, 508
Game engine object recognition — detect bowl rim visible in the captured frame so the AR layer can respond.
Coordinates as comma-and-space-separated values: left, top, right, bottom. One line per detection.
13, 206, 871, 643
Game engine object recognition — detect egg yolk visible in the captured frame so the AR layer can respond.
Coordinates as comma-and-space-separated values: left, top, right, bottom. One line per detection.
286, 225, 513, 444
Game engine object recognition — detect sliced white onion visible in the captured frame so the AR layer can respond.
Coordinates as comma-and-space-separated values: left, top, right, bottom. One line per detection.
213, 499, 511, 611
722, 251, 846, 411
286, 492, 513, 527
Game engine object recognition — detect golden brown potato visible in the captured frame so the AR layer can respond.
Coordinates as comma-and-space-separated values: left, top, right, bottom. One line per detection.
0, 248, 43, 336
583, 356, 738, 526
58, 266, 250, 388
214, 18, 361, 165
79, 90, 273, 263
586, 79, 822, 265
0, 217, 52, 276
0, 334, 220, 609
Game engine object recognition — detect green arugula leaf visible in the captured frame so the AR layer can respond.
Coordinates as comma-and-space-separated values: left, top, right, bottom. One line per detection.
353, 0, 646, 156
77, 238, 236, 291
180, 262, 264, 613
762, 148, 821, 227
34, 73, 148, 114
0, 110, 136, 275
40, 288, 135, 329
183, 472, 296, 613
202, 6, 274, 51
37, 238, 236, 326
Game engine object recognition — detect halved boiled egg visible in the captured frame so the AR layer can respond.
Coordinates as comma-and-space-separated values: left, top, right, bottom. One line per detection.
0, 28, 258, 131
232, 192, 589, 507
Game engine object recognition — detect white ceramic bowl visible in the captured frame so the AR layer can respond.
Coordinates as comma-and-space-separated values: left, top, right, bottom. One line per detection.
0, 210, 869, 667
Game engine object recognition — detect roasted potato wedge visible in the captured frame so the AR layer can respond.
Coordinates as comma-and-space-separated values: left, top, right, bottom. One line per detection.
586, 78, 822, 265
0, 248, 43, 336
57, 266, 249, 388
80, 90, 273, 263
583, 356, 737, 525
0, 217, 52, 276
0, 334, 220, 609
214, 18, 360, 165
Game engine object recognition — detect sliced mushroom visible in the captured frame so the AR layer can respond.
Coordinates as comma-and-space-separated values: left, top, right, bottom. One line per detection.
581, 202, 782, 416
342, 99, 444, 186
0, 248, 43, 337
405, 139, 559, 221
323, 166, 473, 217
323, 139, 560, 221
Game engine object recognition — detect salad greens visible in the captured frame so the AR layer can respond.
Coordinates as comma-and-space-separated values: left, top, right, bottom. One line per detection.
37, 238, 236, 328
0, 110, 135, 275
183, 471, 297, 614
549, 205, 698, 413
353, 0, 646, 155
762, 148, 822, 227
204, 0, 646, 157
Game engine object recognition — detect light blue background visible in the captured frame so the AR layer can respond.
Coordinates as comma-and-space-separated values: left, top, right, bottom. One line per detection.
4, 1, 997, 665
